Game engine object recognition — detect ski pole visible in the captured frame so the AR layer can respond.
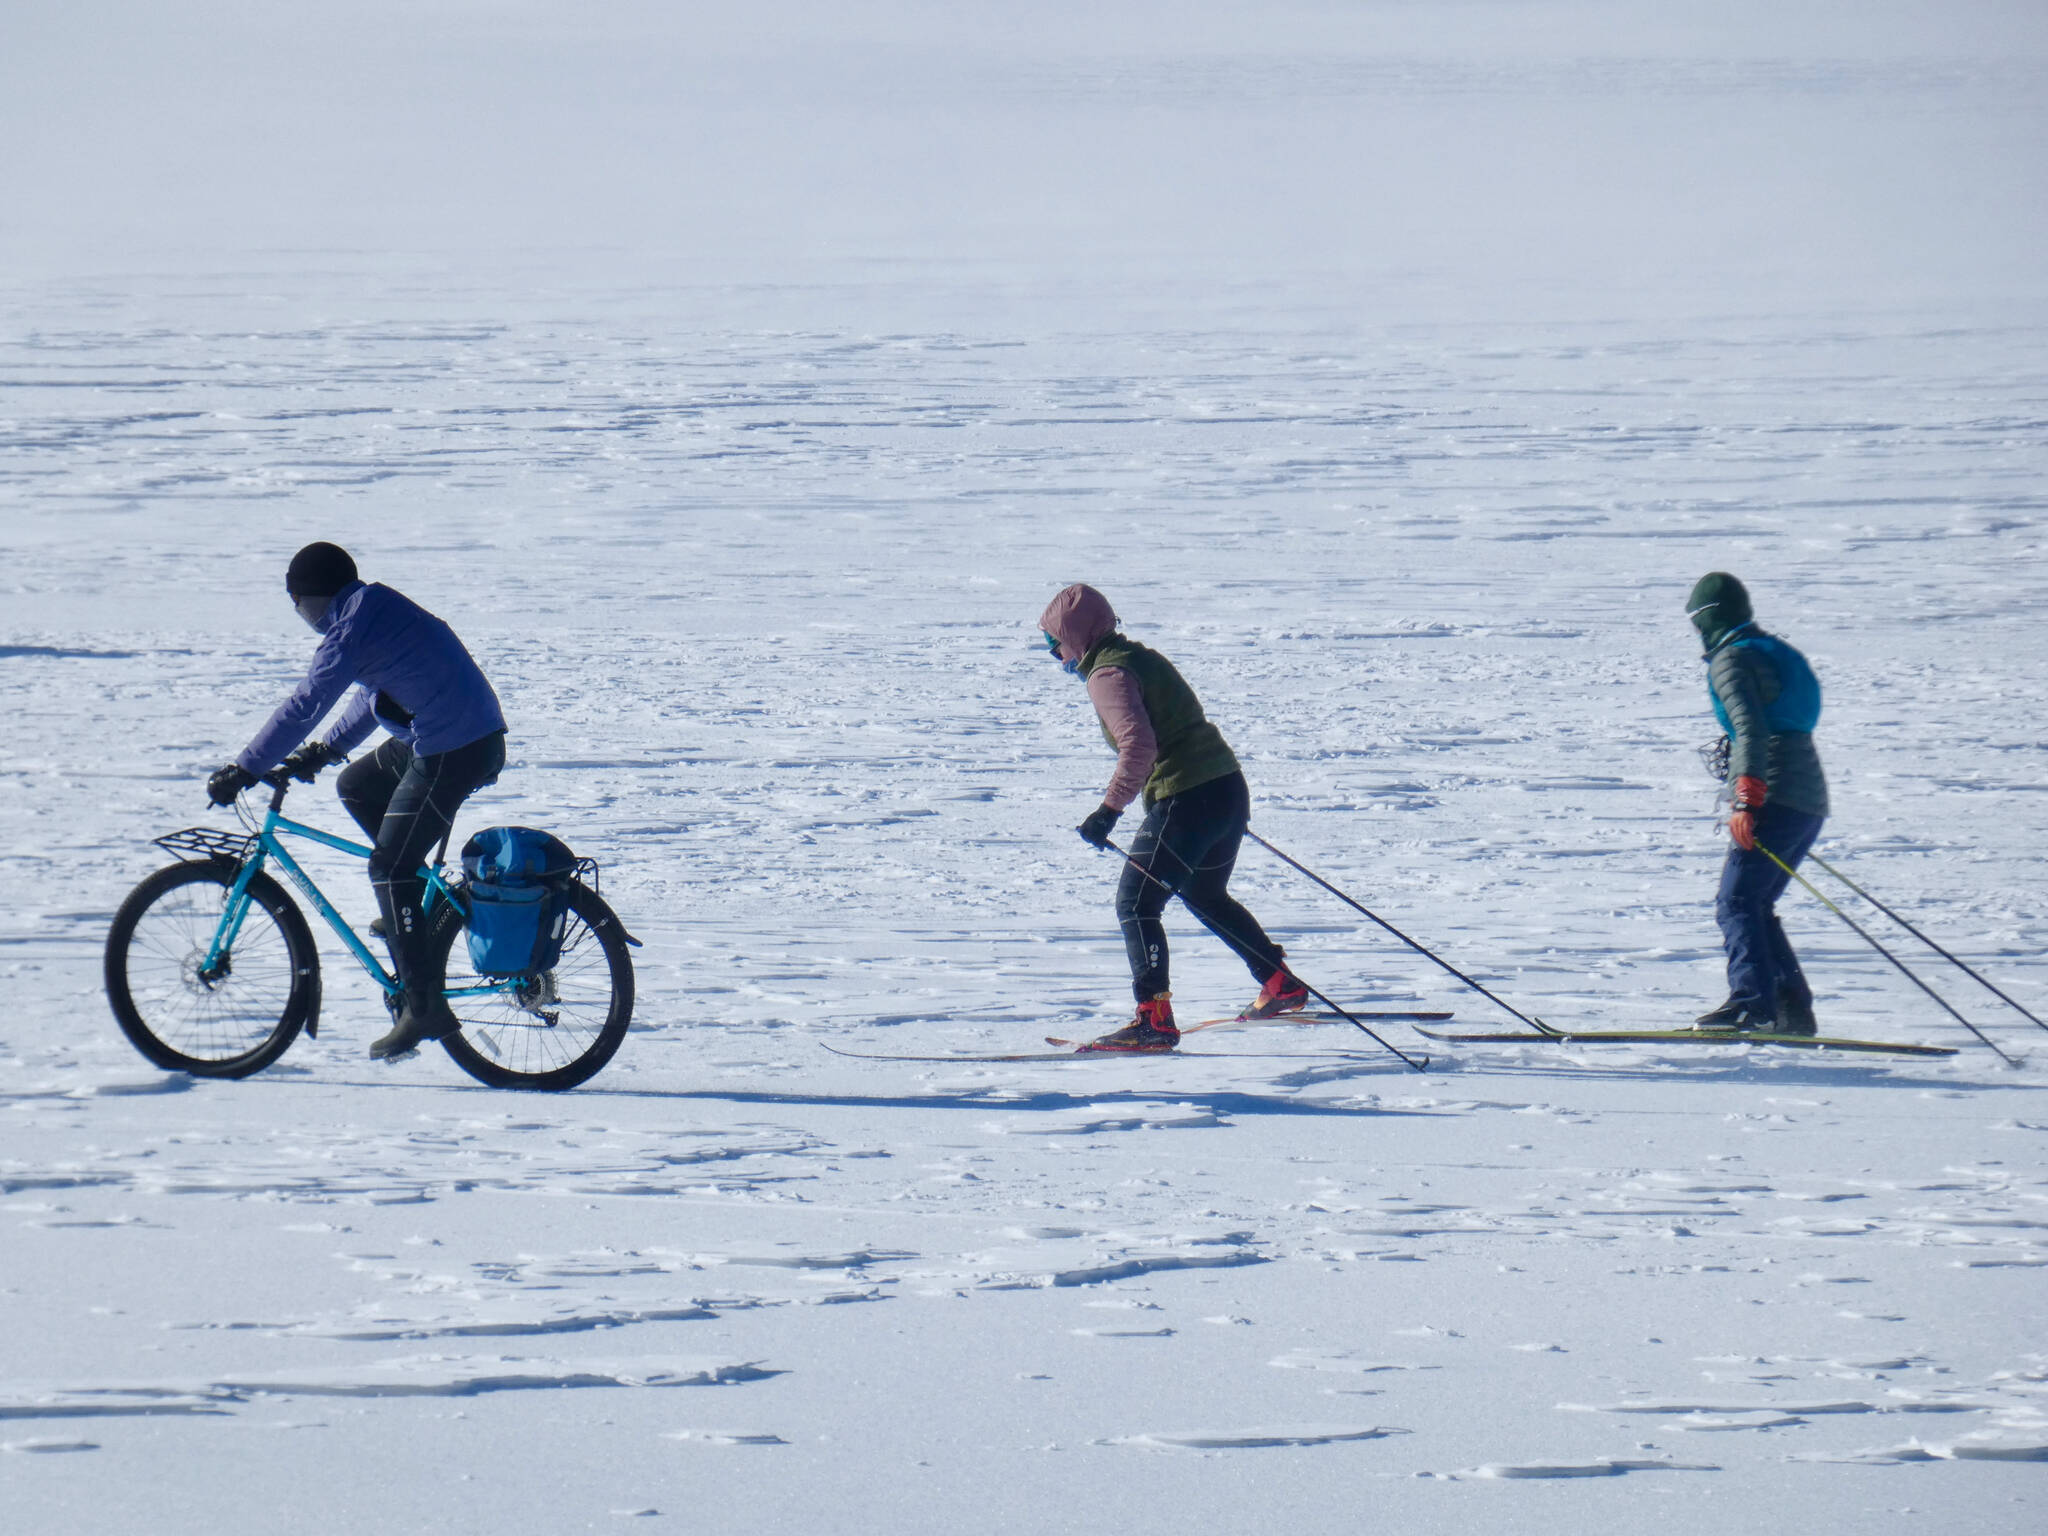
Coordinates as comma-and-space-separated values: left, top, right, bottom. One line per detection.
1759, 843, 2021, 1067
1807, 851, 2048, 1036
1100, 837, 1430, 1073
1245, 831, 1558, 1038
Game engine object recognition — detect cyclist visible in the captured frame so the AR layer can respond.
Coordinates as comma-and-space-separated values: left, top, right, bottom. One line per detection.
205, 542, 507, 1061
1038, 582, 1306, 1053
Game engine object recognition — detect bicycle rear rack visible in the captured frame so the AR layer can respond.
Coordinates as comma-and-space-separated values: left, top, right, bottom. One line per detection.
569, 856, 641, 948
154, 826, 259, 864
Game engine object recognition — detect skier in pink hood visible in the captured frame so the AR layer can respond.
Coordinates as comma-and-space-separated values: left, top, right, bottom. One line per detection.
1038, 583, 1307, 1052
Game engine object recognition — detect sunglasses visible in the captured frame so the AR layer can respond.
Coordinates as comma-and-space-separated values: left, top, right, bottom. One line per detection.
1043, 630, 1084, 677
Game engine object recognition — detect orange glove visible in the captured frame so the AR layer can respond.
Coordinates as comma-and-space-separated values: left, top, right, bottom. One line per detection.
1729, 775, 1766, 851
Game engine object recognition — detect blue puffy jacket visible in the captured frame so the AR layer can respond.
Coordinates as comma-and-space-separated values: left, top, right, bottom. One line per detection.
236, 581, 506, 773
1705, 624, 1828, 817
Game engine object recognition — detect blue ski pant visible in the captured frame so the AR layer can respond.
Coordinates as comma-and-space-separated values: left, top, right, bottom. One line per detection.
1116, 771, 1287, 1003
1716, 804, 1825, 1010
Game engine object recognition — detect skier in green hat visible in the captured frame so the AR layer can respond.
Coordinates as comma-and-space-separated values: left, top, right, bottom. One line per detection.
1686, 573, 1828, 1034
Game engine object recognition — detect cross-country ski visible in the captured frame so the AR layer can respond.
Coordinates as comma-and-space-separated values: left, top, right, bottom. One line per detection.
1414, 1026, 1959, 1058
821, 1044, 1393, 1064
1182, 1009, 1453, 1032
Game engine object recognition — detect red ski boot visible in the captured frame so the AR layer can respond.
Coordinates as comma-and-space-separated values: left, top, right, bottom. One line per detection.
1076, 995, 1179, 1053
1238, 969, 1309, 1020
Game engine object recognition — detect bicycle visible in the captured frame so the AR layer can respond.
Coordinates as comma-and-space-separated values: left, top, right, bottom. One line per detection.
103, 769, 640, 1091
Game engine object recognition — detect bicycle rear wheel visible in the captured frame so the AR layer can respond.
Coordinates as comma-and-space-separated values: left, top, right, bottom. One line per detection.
104, 860, 319, 1078
433, 881, 634, 1091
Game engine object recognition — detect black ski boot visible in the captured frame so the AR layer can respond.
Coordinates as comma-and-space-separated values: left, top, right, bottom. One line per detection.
1694, 997, 1772, 1032
1774, 985, 1818, 1037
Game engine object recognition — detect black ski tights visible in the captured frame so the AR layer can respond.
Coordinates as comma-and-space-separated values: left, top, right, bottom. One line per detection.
1114, 771, 1286, 1003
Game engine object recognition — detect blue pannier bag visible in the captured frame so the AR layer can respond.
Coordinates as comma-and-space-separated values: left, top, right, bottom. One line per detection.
461, 827, 577, 976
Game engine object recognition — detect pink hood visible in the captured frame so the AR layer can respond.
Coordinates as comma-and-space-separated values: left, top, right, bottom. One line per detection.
1038, 583, 1118, 664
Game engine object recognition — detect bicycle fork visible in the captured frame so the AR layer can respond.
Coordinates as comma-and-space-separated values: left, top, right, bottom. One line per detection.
201, 852, 269, 984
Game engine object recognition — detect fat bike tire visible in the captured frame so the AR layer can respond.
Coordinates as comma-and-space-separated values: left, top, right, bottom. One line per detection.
433, 881, 634, 1091
103, 859, 320, 1078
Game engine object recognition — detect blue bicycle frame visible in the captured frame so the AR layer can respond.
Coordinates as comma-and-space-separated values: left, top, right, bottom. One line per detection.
194, 788, 509, 1003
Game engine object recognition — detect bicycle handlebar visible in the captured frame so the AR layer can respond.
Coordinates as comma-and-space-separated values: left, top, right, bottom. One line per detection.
251, 768, 295, 810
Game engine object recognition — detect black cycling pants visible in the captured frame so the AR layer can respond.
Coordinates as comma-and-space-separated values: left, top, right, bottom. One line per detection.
1115, 770, 1286, 1003
337, 731, 506, 990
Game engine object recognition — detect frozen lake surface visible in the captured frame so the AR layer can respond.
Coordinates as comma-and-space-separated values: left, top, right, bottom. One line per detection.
3, 4, 2046, 1533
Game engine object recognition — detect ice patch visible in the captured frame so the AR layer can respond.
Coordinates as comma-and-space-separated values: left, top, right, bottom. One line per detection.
1071, 1326, 1177, 1339
0, 1397, 229, 1422
67, 1076, 194, 1098
2, 1437, 99, 1453
1050, 1251, 1264, 1287
0, 1356, 781, 1417
715, 1250, 914, 1272
283, 1304, 722, 1341
1666, 1412, 1807, 1432
1564, 1399, 1875, 1416
1798, 1438, 2048, 1464
1271, 1352, 1435, 1374
1105, 1426, 1399, 1450
1467, 1457, 1719, 1478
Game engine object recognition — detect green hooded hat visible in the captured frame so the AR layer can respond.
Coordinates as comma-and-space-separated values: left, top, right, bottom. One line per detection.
1686, 572, 1754, 652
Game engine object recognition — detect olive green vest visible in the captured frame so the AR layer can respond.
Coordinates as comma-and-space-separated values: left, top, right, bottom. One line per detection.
1081, 634, 1241, 805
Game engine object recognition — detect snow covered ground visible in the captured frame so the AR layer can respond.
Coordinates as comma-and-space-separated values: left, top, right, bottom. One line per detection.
4, 3, 2047, 1532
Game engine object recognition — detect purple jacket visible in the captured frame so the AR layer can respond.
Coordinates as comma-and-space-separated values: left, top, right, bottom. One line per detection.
236, 581, 506, 774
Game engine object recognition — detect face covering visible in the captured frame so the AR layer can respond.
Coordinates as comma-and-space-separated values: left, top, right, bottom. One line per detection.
1043, 630, 1081, 677
293, 592, 335, 633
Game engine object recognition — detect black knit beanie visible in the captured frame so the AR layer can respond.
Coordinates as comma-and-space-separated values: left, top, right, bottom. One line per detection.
1685, 571, 1752, 649
286, 542, 358, 598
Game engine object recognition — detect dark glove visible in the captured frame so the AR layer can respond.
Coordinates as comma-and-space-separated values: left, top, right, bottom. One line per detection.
1077, 803, 1121, 849
206, 764, 258, 806
281, 741, 339, 783
1728, 774, 1767, 852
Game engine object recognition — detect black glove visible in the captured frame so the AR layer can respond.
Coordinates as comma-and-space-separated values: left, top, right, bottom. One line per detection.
281, 741, 339, 783
206, 764, 258, 806
1077, 803, 1121, 849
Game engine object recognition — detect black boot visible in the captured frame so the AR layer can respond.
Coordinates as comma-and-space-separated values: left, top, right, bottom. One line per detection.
370, 892, 451, 1060
1694, 996, 1772, 1032
370, 988, 460, 1060
1774, 985, 1818, 1037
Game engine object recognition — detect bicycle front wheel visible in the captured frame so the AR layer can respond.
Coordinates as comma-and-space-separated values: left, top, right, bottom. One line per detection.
104, 860, 320, 1078
434, 881, 634, 1091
